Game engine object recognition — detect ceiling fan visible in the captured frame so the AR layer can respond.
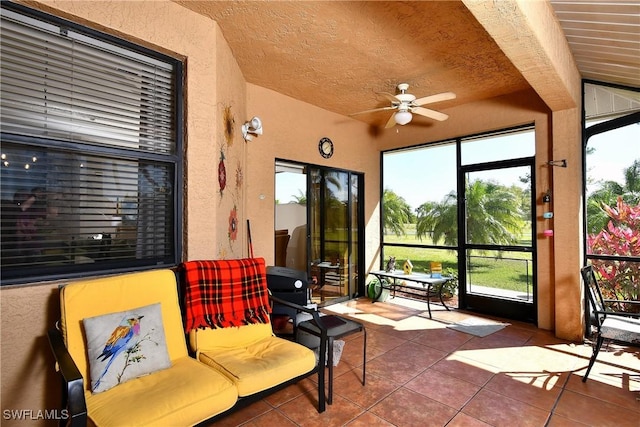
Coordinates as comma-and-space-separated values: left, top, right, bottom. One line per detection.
350, 83, 456, 128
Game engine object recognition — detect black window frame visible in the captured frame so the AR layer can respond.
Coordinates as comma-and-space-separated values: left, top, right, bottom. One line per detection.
581, 80, 639, 323
0, 2, 183, 285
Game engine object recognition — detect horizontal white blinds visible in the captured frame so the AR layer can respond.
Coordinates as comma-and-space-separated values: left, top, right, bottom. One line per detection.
0, 5, 179, 284
0, 9, 175, 154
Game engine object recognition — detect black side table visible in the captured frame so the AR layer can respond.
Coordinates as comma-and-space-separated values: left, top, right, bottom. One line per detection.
296, 314, 366, 406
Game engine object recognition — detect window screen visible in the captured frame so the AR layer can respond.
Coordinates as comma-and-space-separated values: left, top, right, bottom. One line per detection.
0, 4, 182, 284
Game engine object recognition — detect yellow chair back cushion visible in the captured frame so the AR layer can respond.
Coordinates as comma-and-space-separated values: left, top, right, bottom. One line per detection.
189, 322, 273, 352
59, 269, 188, 386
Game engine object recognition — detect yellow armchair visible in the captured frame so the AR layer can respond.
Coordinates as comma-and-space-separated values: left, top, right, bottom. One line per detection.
48, 269, 238, 426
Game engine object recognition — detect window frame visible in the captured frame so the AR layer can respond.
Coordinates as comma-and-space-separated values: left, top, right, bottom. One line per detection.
581, 80, 640, 324
0, 2, 183, 285
582, 80, 639, 269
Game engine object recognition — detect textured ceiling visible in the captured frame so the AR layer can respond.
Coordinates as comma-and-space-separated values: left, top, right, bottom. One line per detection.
173, 1, 530, 128
173, 1, 638, 128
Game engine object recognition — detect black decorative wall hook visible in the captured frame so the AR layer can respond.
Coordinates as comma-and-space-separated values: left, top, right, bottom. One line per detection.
548, 159, 567, 168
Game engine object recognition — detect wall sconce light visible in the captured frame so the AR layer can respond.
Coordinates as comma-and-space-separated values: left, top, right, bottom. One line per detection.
242, 116, 263, 142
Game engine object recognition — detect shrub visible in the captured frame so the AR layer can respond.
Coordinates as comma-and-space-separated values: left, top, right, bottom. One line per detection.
587, 197, 639, 311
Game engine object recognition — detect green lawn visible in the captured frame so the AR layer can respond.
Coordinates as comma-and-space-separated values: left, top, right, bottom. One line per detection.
382, 224, 533, 293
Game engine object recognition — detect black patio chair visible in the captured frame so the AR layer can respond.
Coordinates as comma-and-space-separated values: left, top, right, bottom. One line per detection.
580, 265, 640, 382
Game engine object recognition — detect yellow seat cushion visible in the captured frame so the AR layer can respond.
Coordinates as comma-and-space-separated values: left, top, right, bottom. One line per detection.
197, 335, 315, 396
86, 357, 237, 426
191, 323, 315, 396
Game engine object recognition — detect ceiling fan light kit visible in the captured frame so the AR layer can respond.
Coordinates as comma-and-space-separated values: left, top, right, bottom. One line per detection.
394, 110, 412, 125
349, 83, 456, 128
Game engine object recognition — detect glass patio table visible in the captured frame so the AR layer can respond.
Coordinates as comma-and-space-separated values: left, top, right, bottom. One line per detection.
370, 269, 452, 318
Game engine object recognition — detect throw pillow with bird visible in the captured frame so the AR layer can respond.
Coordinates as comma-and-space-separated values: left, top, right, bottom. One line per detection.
83, 303, 172, 393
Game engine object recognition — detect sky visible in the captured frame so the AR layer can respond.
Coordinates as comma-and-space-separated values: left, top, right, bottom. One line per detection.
276, 121, 639, 210
383, 129, 535, 209
384, 122, 639, 210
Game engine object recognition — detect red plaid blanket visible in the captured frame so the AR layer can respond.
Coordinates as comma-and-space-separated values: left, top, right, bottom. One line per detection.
181, 258, 272, 332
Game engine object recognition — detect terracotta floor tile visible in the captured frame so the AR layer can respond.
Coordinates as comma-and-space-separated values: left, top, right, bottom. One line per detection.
366, 341, 446, 383
564, 374, 640, 413
507, 342, 587, 373
462, 388, 550, 427
264, 377, 318, 407
383, 315, 443, 340
491, 324, 535, 342
455, 336, 536, 371
241, 409, 299, 427
364, 328, 408, 353
483, 371, 567, 411
553, 389, 640, 427
344, 411, 395, 426
334, 370, 400, 409
446, 412, 493, 427
278, 393, 364, 427
571, 344, 640, 391
211, 297, 639, 426
369, 387, 458, 427
209, 400, 273, 427
405, 367, 481, 410
340, 335, 366, 367
546, 413, 592, 427
430, 353, 498, 386
411, 326, 474, 353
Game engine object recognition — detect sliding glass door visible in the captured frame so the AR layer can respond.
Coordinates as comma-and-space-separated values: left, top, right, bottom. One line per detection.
275, 160, 363, 305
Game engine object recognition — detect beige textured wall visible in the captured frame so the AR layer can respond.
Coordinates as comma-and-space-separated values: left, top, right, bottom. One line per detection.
244, 84, 380, 269
551, 108, 584, 341
0, 0, 583, 422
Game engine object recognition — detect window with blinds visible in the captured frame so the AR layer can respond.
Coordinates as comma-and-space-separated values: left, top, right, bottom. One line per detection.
0, 3, 182, 284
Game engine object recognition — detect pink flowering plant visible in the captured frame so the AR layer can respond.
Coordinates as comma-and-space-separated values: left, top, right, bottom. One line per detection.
587, 197, 640, 312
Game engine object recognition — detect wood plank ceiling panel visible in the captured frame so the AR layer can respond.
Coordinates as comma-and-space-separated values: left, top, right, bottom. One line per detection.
550, 1, 640, 88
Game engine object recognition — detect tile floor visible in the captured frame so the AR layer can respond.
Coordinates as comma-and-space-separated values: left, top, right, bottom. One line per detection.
212, 296, 639, 427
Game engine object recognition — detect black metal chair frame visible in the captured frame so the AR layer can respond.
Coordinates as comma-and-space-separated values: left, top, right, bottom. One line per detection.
580, 265, 640, 382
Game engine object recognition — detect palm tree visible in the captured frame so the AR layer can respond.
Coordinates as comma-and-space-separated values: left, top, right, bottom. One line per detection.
382, 189, 412, 236
465, 180, 524, 245
415, 193, 458, 245
291, 189, 306, 205
416, 180, 524, 246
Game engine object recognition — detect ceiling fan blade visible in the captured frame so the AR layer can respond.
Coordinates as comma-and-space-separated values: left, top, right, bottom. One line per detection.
413, 92, 456, 106
349, 105, 396, 116
412, 106, 449, 121
384, 113, 397, 128
378, 92, 400, 103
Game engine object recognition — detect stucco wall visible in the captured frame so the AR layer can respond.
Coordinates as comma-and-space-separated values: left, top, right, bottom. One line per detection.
244, 84, 381, 272
1, 0, 584, 422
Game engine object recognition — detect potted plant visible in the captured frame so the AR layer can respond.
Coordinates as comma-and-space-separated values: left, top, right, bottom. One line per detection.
438, 268, 459, 299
